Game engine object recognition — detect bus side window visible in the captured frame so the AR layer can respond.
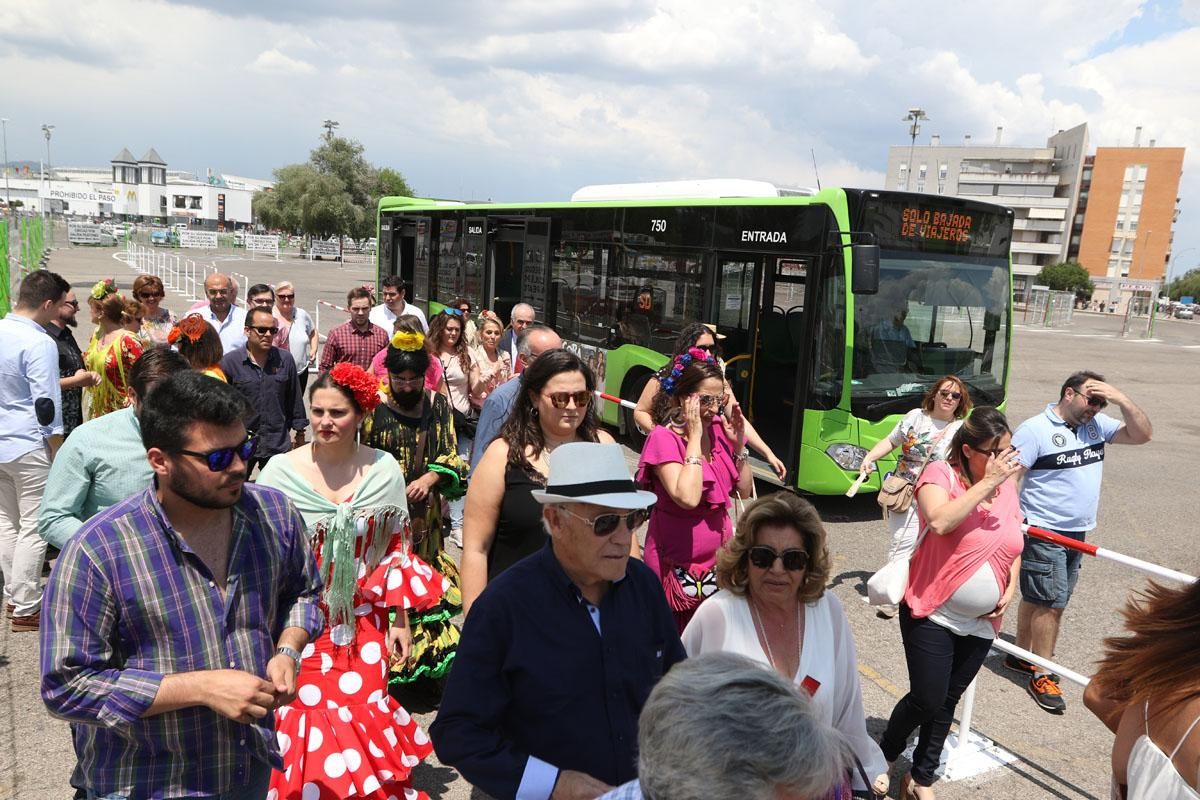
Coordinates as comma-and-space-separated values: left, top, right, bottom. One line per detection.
615, 250, 702, 353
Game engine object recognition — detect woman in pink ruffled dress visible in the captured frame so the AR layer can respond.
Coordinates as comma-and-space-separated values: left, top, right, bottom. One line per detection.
636, 348, 755, 632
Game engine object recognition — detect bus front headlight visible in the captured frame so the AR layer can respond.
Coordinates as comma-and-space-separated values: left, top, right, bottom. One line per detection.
826, 443, 869, 471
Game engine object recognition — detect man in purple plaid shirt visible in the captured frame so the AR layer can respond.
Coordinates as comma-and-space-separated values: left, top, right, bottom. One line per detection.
40, 371, 324, 799
318, 285, 389, 373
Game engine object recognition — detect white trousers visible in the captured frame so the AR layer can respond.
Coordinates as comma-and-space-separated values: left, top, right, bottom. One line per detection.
0, 446, 50, 616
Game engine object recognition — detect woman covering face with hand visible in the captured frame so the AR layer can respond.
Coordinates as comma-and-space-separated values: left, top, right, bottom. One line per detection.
636, 350, 755, 632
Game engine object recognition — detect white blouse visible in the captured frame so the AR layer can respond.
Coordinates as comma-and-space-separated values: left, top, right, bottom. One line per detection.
681, 590, 887, 791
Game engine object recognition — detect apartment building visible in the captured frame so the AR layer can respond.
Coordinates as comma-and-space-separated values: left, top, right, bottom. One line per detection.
1071, 134, 1184, 309
884, 124, 1088, 298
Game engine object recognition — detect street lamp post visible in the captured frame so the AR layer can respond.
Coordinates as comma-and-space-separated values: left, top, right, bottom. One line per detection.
1, 118, 10, 209
41, 123, 54, 220
902, 108, 929, 191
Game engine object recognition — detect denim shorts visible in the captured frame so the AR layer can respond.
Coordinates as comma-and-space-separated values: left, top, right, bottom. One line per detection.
1018, 529, 1087, 609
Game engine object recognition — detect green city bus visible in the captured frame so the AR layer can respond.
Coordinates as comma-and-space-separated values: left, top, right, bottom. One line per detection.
376, 181, 1014, 494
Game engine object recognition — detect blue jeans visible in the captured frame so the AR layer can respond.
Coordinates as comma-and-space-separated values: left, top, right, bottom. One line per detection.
449, 430, 473, 531
87, 759, 271, 800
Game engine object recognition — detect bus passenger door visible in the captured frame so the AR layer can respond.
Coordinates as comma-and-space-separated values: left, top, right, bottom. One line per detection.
485, 217, 551, 323
751, 257, 810, 476
712, 256, 761, 410
387, 215, 431, 298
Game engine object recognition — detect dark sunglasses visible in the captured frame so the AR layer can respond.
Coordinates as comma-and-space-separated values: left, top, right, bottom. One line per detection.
138, 292, 164, 300
543, 390, 592, 409
178, 435, 258, 472
558, 506, 649, 536
247, 325, 279, 335
969, 444, 1007, 457
1086, 394, 1107, 409
276, 293, 295, 300
938, 389, 962, 400
64, 299, 80, 308
698, 393, 728, 409
747, 546, 810, 571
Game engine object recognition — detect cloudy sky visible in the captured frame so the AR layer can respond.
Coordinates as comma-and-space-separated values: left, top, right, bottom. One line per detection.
3, 0, 1199, 276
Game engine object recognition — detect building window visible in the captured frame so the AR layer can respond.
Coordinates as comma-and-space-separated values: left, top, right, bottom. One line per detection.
898, 163, 908, 181
173, 195, 186, 209
1116, 219, 1124, 230
1110, 237, 1121, 254
938, 164, 948, 180
1129, 220, 1138, 231
189, 196, 202, 210
937, 182, 945, 195
918, 164, 927, 179
916, 180, 925, 192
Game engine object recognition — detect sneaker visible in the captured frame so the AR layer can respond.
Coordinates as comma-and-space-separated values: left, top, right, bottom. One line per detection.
11, 611, 39, 632
875, 604, 898, 619
1028, 673, 1066, 713
448, 528, 464, 548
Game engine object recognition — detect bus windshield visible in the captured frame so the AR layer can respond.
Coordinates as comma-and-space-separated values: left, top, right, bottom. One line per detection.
850, 251, 1010, 419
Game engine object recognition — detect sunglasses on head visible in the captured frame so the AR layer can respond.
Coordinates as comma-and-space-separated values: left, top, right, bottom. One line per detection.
543, 390, 592, 409
177, 435, 258, 472
938, 389, 962, 401
443, 307, 464, 317
747, 545, 810, 571
557, 506, 649, 536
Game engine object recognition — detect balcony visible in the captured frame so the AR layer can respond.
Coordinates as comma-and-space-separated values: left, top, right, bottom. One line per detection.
1013, 218, 1066, 233
1012, 241, 1063, 256
959, 170, 1060, 186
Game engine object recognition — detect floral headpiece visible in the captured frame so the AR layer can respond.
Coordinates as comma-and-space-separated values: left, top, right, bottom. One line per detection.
90, 278, 117, 301
168, 314, 207, 345
390, 330, 425, 351
330, 362, 382, 413
660, 346, 717, 396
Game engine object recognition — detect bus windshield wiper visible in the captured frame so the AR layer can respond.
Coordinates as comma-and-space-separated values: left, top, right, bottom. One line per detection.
862, 394, 923, 416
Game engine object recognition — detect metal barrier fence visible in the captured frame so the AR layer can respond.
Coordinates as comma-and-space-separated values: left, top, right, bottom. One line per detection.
942, 524, 1196, 780
1024, 287, 1076, 328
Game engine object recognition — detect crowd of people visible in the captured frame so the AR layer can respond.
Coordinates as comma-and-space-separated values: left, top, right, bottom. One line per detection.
0, 266, 1172, 799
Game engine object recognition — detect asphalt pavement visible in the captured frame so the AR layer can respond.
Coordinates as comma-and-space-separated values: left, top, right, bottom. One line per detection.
2, 243, 1197, 798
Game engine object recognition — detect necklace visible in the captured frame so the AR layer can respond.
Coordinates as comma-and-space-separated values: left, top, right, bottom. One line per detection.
749, 597, 802, 678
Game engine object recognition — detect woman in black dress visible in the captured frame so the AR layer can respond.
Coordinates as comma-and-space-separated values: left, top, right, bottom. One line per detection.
459, 349, 614, 614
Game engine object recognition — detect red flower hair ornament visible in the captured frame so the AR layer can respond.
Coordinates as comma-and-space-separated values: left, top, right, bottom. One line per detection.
329, 363, 382, 413
168, 314, 208, 345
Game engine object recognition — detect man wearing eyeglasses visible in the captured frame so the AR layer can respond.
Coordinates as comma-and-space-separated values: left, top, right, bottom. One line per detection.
42, 290, 100, 438
1007, 370, 1152, 714
41, 371, 323, 799
433, 442, 686, 800
221, 307, 306, 475
197, 272, 247, 354
499, 303, 536, 368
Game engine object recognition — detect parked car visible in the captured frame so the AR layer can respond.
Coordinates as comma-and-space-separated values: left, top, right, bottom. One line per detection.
1176, 306, 1195, 320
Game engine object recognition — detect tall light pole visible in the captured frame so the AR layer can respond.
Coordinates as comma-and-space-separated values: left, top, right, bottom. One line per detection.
901, 108, 929, 191
41, 123, 54, 220
322, 119, 339, 141
1, 118, 10, 209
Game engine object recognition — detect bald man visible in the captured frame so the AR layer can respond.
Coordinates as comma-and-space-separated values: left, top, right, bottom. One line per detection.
197, 273, 247, 354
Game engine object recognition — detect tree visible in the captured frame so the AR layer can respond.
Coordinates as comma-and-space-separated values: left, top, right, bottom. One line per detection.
252, 135, 413, 240
1166, 268, 1200, 301
1036, 261, 1095, 302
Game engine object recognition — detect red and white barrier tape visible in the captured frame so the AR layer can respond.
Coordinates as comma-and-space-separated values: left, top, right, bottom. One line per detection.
1024, 524, 1196, 584
593, 390, 637, 410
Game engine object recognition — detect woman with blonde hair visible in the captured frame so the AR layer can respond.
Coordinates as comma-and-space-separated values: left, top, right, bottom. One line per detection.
83, 293, 145, 418
860, 376, 972, 617
682, 492, 889, 798
131, 274, 175, 344
469, 314, 511, 408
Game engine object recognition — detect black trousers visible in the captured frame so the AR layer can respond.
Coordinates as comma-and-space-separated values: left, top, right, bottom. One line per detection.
879, 604, 993, 786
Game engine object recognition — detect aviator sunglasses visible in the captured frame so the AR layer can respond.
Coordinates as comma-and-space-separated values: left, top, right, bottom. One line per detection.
543, 390, 592, 409
747, 545, 810, 571
938, 389, 962, 401
178, 435, 258, 472
557, 506, 649, 536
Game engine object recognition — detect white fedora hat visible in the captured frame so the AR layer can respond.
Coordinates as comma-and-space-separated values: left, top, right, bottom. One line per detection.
530, 442, 657, 510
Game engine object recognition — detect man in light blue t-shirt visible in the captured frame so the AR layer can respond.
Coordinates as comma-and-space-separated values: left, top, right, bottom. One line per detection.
1007, 370, 1152, 714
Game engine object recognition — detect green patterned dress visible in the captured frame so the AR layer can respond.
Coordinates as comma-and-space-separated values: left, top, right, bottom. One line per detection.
362, 391, 466, 684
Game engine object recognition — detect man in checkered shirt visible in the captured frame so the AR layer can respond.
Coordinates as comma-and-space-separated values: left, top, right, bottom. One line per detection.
318, 286, 389, 372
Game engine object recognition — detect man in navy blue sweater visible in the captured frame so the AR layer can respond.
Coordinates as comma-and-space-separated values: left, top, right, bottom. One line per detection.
432, 442, 686, 800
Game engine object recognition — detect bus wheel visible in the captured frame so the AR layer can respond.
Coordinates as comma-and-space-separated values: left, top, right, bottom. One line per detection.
621, 371, 652, 450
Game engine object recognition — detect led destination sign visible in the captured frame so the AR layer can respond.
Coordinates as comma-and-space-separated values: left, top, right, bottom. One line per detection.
900, 207, 974, 243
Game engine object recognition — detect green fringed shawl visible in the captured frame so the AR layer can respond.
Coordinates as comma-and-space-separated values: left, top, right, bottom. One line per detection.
257, 450, 410, 633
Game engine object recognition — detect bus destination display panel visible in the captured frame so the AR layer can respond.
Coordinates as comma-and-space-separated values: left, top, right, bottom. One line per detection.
862, 195, 1012, 258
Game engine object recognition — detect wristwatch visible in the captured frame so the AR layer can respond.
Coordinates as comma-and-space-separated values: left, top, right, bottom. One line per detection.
276, 646, 302, 670
735, 448, 750, 463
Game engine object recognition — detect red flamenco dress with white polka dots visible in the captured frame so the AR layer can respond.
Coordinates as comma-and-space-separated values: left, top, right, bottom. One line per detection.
258, 453, 451, 800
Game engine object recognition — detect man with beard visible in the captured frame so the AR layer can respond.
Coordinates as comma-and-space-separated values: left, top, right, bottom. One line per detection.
42, 289, 100, 438
40, 372, 323, 799
197, 272, 247, 354
1007, 370, 1152, 714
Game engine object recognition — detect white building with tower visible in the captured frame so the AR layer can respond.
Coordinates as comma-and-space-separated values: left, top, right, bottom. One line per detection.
4, 147, 266, 230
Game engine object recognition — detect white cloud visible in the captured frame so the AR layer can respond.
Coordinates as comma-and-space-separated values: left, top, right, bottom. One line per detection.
248, 48, 316, 75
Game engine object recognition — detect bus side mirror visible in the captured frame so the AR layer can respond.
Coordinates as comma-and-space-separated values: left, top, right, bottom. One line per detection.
851, 244, 880, 294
